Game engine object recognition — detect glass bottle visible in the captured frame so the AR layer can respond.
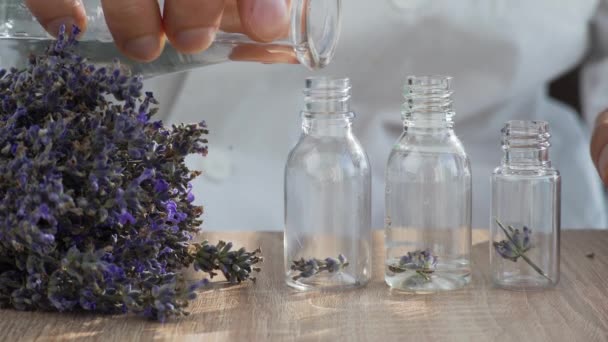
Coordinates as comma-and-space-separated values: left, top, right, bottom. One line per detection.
284, 77, 371, 291
490, 120, 560, 290
0, 0, 341, 77
385, 76, 472, 292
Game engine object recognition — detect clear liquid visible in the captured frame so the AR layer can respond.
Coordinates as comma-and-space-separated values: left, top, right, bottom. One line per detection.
284, 131, 372, 291
490, 171, 560, 290
284, 235, 371, 291
384, 232, 471, 293
385, 147, 472, 292
0, 37, 300, 78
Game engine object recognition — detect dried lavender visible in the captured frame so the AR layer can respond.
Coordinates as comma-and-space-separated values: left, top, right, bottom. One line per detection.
193, 241, 262, 284
387, 249, 437, 281
493, 219, 551, 281
290, 254, 349, 281
0, 26, 261, 321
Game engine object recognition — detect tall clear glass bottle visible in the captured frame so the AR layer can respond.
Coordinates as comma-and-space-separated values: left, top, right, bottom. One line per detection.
284, 77, 371, 291
0, 0, 341, 77
385, 76, 472, 292
490, 120, 560, 290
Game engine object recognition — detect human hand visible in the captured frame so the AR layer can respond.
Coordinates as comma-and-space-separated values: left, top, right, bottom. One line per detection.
24, 0, 290, 62
591, 110, 608, 184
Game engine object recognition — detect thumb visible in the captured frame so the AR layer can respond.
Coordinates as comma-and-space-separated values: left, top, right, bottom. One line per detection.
24, 0, 87, 37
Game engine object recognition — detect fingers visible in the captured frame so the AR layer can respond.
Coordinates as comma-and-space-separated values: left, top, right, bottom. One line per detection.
101, 0, 164, 62
163, 0, 225, 54
25, 0, 87, 36
229, 44, 298, 64
591, 110, 608, 184
220, 1, 245, 33
237, 0, 290, 42
28, 0, 292, 61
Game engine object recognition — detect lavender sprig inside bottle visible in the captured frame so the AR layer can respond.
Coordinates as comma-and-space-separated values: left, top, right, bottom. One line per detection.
290, 254, 349, 281
493, 219, 551, 281
388, 249, 438, 281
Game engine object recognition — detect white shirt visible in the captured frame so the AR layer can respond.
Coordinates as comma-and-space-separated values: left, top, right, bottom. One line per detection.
148, 0, 608, 231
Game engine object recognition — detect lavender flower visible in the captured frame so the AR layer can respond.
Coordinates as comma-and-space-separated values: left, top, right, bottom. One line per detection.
493, 219, 551, 281
388, 249, 437, 281
0, 25, 262, 321
290, 254, 349, 281
193, 240, 263, 284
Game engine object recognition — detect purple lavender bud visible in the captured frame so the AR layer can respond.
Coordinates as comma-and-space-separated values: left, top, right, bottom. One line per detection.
160, 247, 173, 256
164, 200, 177, 216
153, 179, 169, 193
399, 254, 412, 265
186, 192, 195, 203
118, 211, 136, 225
40, 233, 55, 244
136, 168, 155, 184
493, 241, 519, 262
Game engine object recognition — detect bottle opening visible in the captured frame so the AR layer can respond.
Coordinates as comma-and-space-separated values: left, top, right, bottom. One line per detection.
501, 120, 551, 150
292, 0, 342, 70
402, 75, 454, 124
406, 75, 452, 91
303, 77, 351, 114
501, 120, 551, 168
305, 77, 351, 95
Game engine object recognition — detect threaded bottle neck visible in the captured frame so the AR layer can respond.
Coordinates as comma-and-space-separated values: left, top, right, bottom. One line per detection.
303, 77, 351, 113
402, 75, 454, 128
302, 77, 353, 136
502, 120, 551, 169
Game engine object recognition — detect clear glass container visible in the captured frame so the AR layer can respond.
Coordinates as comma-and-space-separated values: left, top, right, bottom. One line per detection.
385, 76, 472, 293
490, 120, 560, 290
0, 0, 341, 77
284, 77, 371, 291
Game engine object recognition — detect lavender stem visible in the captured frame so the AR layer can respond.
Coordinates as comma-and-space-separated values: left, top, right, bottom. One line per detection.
495, 219, 552, 282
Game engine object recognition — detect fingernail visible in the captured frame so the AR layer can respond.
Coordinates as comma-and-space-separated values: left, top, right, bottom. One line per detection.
174, 27, 217, 53
46, 17, 75, 36
125, 35, 161, 62
599, 144, 608, 182
250, 0, 289, 41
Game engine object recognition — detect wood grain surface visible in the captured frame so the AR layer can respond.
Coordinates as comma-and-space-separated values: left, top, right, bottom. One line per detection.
0, 230, 607, 342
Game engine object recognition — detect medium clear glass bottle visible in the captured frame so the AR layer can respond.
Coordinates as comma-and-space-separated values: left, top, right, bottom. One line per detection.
284, 77, 371, 291
385, 76, 472, 292
490, 120, 560, 290
0, 0, 340, 77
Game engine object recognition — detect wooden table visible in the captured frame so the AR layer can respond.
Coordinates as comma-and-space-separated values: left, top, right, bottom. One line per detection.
1, 230, 607, 342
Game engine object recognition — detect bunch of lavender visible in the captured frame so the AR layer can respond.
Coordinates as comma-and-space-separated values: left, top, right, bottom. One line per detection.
493, 219, 550, 281
0, 26, 261, 322
388, 249, 437, 281
290, 254, 349, 281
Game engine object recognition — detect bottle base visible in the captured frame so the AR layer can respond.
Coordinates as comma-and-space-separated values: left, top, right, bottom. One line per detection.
285, 272, 366, 292
385, 270, 471, 293
493, 275, 557, 291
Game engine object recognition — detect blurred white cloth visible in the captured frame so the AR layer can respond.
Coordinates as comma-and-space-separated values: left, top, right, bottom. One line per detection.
147, 0, 608, 230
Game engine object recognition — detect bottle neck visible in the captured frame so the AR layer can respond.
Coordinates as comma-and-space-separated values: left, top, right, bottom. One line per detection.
501, 121, 552, 169
301, 77, 353, 137
302, 112, 354, 137
402, 76, 454, 132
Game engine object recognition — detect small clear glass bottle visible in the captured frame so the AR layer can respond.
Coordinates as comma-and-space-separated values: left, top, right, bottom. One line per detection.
284, 77, 371, 291
0, 0, 340, 77
490, 120, 560, 290
385, 76, 472, 292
